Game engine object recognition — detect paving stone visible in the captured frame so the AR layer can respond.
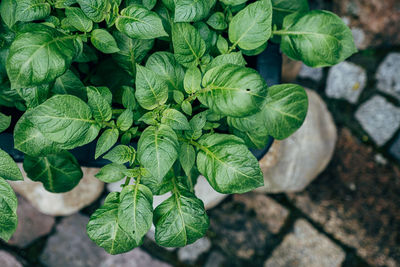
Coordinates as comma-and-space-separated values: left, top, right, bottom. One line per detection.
100, 248, 172, 267
8, 194, 55, 247
204, 251, 226, 267
264, 219, 345, 267
209, 192, 288, 261
177, 237, 211, 263
298, 64, 323, 82
376, 53, 400, 101
288, 128, 400, 266
355, 95, 400, 145
0, 251, 23, 267
326, 61, 366, 103
389, 134, 400, 162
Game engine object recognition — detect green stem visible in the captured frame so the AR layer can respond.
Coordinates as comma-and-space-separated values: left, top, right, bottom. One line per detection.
123, 177, 131, 187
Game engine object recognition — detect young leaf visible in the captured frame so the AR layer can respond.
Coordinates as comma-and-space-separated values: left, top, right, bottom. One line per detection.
173, 90, 184, 104
139, 112, 158, 126
199, 64, 268, 117
117, 109, 134, 131
135, 64, 169, 110
161, 109, 191, 130
0, 113, 11, 133
122, 86, 137, 111
181, 100, 192, 116
0, 149, 23, 181
76, 0, 107, 22
65, 6, 93, 32
95, 128, 119, 159
0, 177, 18, 242
271, 0, 309, 27
23, 151, 83, 193
174, 0, 216, 23
207, 12, 227, 30
27, 95, 95, 146
95, 163, 127, 183
172, 23, 206, 68
103, 145, 136, 164
154, 186, 209, 247
196, 134, 264, 193
228, 0, 272, 50
87, 86, 112, 122
184, 67, 201, 94
277, 10, 357, 67
195, 22, 217, 52
137, 125, 179, 182
87, 192, 138, 255
91, 29, 120, 54
118, 184, 153, 246
116, 5, 168, 39
179, 142, 195, 176
15, 0, 51, 22
6, 24, 78, 88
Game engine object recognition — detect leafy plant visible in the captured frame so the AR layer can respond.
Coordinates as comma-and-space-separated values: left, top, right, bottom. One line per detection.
0, 0, 356, 252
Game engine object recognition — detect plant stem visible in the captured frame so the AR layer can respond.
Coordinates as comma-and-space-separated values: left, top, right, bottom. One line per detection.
123, 177, 131, 187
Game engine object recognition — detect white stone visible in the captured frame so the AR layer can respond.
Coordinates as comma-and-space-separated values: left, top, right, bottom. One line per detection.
351, 28, 366, 49
177, 237, 212, 263
298, 64, 323, 82
9, 164, 104, 216
0, 251, 23, 267
355, 95, 400, 145
256, 89, 337, 193
326, 61, 367, 103
376, 53, 400, 101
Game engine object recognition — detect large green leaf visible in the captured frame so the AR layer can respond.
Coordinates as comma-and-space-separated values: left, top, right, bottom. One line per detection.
103, 145, 136, 164
135, 64, 169, 110
87, 192, 137, 255
196, 134, 264, 193
174, 0, 216, 23
95, 163, 127, 183
76, 0, 108, 22
27, 95, 95, 146
154, 185, 209, 247
161, 109, 190, 130
228, 0, 272, 50
95, 128, 119, 159
205, 52, 246, 72
271, 0, 308, 27
0, 177, 18, 242
6, 24, 78, 88
16, 84, 50, 109
23, 151, 82, 193
91, 29, 120, 54
277, 10, 357, 67
65, 6, 93, 32
87, 86, 112, 122
137, 125, 179, 183
0, 0, 18, 29
15, 0, 51, 22
199, 64, 268, 117
0, 149, 23, 181
116, 5, 168, 39
220, 0, 247, 6
118, 184, 153, 246
0, 112, 11, 133
52, 70, 86, 100
172, 23, 206, 68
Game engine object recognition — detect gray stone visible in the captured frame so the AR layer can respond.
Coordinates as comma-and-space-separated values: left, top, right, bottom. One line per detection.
177, 237, 211, 263
204, 251, 226, 267
376, 53, 400, 101
355, 95, 400, 145
326, 61, 367, 103
264, 219, 345, 267
8, 195, 55, 247
100, 249, 172, 267
389, 134, 400, 162
298, 64, 323, 82
256, 89, 337, 193
0, 251, 23, 267
10, 165, 104, 216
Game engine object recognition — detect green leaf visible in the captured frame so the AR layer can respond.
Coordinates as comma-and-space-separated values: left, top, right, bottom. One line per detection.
241, 41, 268, 56
91, 29, 120, 54
205, 52, 246, 72
87, 86, 112, 122
154, 186, 209, 247
194, 22, 217, 52
122, 86, 137, 110
23, 151, 83, 193
181, 100, 192, 116
137, 125, 179, 183
277, 10, 357, 67
65, 6, 93, 32
103, 145, 136, 164
15, 0, 51, 22
199, 64, 268, 117
173, 90, 184, 104
16, 84, 50, 109
216, 35, 228, 54
172, 23, 206, 68
116, 5, 168, 39
95, 163, 127, 183
207, 12, 227, 30
135, 64, 169, 110
0, 0, 18, 29
0, 177, 18, 242
27, 95, 94, 146
179, 142, 195, 176
87, 192, 138, 255
174, 0, 216, 22
6, 24, 78, 88
196, 134, 264, 193
229, 0, 272, 50
0, 113, 11, 133
161, 109, 190, 130
0, 149, 23, 181
95, 128, 119, 159
231, 128, 270, 149
143, 0, 157, 10
117, 109, 134, 131
184, 67, 201, 94
141, 169, 173, 195
145, 52, 185, 92
139, 111, 158, 126
118, 184, 153, 246
76, 0, 107, 22
220, 0, 247, 6
271, 0, 308, 27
